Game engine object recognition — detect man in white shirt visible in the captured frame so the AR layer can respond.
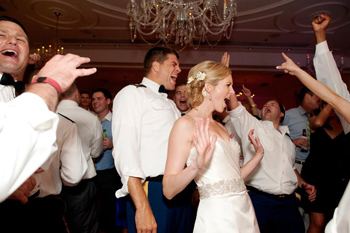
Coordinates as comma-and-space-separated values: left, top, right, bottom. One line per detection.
312, 13, 350, 233
1, 113, 88, 232
0, 42, 96, 205
58, 82, 103, 233
0, 16, 29, 103
227, 91, 316, 232
113, 47, 194, 233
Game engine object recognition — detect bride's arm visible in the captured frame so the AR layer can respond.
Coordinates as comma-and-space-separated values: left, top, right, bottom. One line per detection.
163, 118, 216, 200
240, 129, 264, 180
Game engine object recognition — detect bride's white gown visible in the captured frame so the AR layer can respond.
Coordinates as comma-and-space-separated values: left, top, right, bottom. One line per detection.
187, 138, 259, 233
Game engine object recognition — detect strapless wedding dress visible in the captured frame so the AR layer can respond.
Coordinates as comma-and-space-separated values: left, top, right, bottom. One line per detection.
187, 138, 259, 233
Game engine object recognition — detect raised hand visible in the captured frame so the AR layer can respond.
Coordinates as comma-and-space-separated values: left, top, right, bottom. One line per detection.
248, 129, 264, 158
221, 52, 230, 68
276, 53, 301, 76
192, 118, 217, 170
242, 85, 252, 98
312, 13, 331, 33
28, 54, 41, 65
33, 53, 97, 93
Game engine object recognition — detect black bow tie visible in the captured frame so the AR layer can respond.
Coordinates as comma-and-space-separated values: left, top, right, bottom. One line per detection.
158, 85, 168, 94
0, 73, 25, 94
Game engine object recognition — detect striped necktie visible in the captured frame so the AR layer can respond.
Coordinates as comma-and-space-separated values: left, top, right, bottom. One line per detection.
306, 114, 310, 151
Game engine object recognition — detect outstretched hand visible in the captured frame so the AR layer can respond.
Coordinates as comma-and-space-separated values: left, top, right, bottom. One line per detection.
276, 53, 301, 76
33, 53, 97, 93
192, 118, 217, 170
248, 129, 264, 158
221, 52, 230, 68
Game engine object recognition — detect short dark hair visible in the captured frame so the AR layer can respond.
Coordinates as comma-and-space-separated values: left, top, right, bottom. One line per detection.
0, 16, 27, 35
80, 91, 90, 96
143, 47, 179, 77
92, 88, 112, 100
266, 99, 285, 123
60, 81, 77, 100
298, 86, 313, 103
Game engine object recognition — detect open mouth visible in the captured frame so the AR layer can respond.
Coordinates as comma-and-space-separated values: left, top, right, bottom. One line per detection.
1, 50, 19, 58
171, 74, 177, 83
180, 100, 186, 105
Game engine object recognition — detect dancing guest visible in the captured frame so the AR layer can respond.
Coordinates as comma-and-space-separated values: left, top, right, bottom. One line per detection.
173, 83, 190, 115
112, 47, 194, 233
163, 61, 263, 232
58, 82, 103, 233
0, 52, 97, 202
223, 51, 316, 233
301, 102, 346, 233
276, 48, 350, 233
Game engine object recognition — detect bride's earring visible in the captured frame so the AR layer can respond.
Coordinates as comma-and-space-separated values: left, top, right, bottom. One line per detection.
209, 92, 212, 101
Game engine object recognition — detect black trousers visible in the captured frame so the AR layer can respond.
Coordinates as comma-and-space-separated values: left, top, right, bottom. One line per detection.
60, 179, 98, 233
93, 168, 122, 233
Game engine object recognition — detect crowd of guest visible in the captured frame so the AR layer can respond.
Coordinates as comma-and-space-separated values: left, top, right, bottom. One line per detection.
1, 12, 349, 233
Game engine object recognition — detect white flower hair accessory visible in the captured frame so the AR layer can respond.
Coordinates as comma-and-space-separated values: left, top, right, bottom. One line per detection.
187, 71, 206, 84
196, 71, 206, 81
187, 76, 194, 84
202, 87, 207, 97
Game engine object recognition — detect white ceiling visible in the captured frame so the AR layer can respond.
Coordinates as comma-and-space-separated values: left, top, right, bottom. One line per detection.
1, 0, 350, 68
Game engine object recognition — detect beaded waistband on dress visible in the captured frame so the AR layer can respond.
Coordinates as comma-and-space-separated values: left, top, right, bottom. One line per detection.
198, 178, 246, 199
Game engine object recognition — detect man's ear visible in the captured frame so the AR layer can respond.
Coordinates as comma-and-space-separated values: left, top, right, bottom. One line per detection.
107, 98, 111, 105
280, 111, 285, 118
152, 61, 160, 72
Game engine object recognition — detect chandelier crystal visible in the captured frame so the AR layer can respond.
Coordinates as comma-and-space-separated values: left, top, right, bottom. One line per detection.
127, 0, 237, 49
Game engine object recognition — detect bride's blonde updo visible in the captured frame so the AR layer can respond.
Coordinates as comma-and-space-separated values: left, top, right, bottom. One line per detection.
186, 61, 231, 109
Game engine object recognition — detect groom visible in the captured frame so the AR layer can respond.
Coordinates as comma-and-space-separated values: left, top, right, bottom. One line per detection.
112, 47, 195, 233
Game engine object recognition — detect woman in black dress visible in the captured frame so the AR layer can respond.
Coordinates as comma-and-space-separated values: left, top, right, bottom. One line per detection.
301, 102, 349, 233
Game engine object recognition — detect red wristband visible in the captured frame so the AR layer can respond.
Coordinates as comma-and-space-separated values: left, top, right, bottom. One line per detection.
32, 77, 62, 95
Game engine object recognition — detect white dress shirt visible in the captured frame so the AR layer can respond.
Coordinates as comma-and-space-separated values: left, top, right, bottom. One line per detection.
0, 93, 58, 202
325, 182, 350, 233
57, 100, 103, 179
112, 78, 180, 198
229, 103, 298, 195
32, 114, 88, 197
314, 41, 350, 134
0, 73, 16, 103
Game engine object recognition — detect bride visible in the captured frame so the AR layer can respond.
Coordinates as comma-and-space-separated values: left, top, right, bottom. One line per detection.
163, 61, 263, 232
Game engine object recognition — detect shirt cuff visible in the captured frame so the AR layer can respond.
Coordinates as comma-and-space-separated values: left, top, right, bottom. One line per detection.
315, 41, 330, 57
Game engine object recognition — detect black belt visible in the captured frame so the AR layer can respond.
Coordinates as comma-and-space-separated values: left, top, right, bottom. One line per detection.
295, 159, 305, 165
247, 186, 292, 201
145, 175, 163, 182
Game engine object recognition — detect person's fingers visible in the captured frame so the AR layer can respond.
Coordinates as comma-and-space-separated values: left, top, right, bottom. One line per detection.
204, 118, 210, 142
75, 68, 97, 78
281, 52, 290, 61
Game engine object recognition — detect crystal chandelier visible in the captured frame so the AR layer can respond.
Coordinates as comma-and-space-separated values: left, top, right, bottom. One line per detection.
127, 0, 237, 49
35, 11, 64, 69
